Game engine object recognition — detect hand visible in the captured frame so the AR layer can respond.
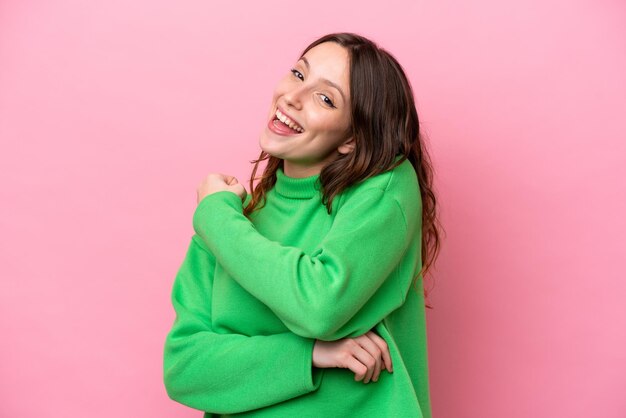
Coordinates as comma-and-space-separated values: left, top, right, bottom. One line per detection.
312, 330, 393, 384
197, 173, 247, 204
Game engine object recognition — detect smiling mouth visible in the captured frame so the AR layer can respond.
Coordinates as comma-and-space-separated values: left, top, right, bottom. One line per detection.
273, 109, 304, 133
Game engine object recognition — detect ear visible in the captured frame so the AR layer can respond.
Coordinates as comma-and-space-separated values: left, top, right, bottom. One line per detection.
337, 136, 355, 154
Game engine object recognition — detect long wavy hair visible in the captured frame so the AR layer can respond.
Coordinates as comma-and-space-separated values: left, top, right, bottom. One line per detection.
243, 32, 443, 309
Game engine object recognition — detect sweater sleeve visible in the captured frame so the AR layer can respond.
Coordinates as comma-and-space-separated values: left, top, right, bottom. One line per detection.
192, 188, 412, 341
163, 235, 324, 414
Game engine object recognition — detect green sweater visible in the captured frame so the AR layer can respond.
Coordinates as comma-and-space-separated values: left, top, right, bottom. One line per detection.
163, 156, 432, 418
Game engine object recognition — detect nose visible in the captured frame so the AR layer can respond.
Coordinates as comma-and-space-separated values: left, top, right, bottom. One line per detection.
282, 84, 305, 110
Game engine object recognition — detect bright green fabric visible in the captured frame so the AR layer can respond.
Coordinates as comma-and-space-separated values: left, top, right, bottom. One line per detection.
163, 156, 432, 417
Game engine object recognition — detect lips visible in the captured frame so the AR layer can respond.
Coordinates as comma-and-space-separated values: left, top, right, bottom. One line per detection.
268, 116, 301, 136
273, 106, 304, 132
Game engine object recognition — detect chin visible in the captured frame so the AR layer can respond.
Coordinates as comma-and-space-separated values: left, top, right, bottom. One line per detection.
259, 133, 282, 158
258, 131, 271, 153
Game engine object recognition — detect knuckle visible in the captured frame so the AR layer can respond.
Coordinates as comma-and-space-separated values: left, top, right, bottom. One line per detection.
371, 333, 387, 347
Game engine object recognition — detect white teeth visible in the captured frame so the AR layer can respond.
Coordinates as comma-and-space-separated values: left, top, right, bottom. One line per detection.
275, 109, 303, 133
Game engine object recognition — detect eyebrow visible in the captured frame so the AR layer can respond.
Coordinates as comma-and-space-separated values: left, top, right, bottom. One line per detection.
299, 56, 347, 103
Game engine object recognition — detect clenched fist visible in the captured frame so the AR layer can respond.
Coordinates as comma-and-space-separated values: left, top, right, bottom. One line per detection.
197, 173, 247, 204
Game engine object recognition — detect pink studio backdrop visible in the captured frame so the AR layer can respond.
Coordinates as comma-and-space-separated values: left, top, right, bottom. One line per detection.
1, 1, 624, 417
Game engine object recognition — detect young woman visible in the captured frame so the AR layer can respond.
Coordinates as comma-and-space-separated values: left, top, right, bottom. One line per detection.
164, 32, 442, 418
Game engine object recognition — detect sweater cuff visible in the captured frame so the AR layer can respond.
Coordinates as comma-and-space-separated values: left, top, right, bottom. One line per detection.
301, 337, 324, 392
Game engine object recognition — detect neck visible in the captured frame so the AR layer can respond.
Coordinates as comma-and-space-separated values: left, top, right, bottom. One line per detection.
282, 160, 323, 178
283, 152, 341, 178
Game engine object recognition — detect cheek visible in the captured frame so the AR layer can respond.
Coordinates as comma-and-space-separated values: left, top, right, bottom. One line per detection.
311, 113, 349, 137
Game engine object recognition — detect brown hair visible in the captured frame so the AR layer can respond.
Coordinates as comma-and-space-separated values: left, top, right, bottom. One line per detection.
243, 32, 443, 309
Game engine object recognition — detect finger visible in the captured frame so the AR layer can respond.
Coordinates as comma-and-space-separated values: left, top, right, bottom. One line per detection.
356, 335, 383, 382
349, 341, 377, 384
227, 184, 246, 202
366, 330, 393, 373
224, 175, 238, 186
345, 355, 368, 382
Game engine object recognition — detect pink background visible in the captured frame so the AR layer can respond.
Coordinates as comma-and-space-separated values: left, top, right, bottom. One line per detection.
1, 1, 625, 417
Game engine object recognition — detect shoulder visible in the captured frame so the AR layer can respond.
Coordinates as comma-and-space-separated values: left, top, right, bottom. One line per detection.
337, 157, 422, 227
346, 157, 420, 205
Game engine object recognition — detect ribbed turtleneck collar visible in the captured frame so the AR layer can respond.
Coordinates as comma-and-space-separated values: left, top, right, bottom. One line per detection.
274, 166, 321, 199
273, 155, 406, 199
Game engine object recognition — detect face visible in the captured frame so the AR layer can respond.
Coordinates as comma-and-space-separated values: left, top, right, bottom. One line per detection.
259, 42, 354, 178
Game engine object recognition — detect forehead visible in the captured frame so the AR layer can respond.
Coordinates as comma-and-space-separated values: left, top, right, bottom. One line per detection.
300, 42, 350, 92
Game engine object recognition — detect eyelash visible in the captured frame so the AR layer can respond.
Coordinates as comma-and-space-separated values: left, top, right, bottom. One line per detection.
290, 68, 304, 81
289, 68, 336, 108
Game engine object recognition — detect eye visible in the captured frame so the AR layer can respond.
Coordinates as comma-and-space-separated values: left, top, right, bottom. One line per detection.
320, 94, 336, 108
290, 68, 304, 81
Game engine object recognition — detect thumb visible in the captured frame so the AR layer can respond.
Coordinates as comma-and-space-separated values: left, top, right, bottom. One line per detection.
224, 175, 239, 186
228, 182, 247, 201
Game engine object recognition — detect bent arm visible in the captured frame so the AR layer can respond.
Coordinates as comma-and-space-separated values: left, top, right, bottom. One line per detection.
192, 188, 414, 341
163, 236, 323, 414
